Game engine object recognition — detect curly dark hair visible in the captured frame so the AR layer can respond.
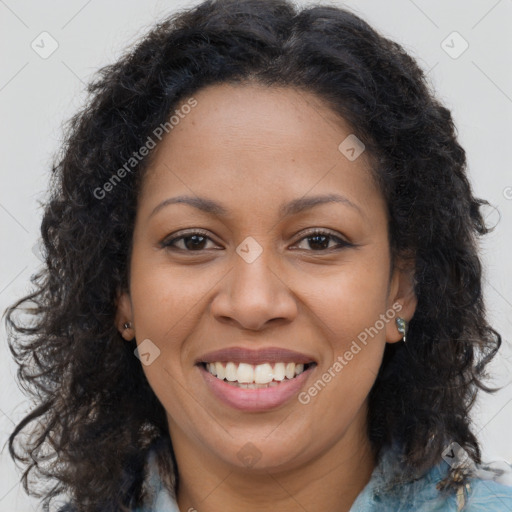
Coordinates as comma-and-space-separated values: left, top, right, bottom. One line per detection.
4, 0, 502, 510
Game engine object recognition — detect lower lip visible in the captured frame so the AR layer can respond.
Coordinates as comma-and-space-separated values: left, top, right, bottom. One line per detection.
199, 364, 315, 412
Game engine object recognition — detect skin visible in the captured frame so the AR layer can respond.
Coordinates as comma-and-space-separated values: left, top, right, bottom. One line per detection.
116, 82, 417, 512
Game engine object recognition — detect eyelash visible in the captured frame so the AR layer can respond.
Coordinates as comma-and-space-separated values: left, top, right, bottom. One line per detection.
160, 229, 352, 252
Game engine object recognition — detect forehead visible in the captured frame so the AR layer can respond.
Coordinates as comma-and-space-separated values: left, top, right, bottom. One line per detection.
139, 82, 380, 216
150, 82, 361, 160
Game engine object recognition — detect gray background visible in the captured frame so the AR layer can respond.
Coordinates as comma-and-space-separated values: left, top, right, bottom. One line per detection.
1, 0, 511, 510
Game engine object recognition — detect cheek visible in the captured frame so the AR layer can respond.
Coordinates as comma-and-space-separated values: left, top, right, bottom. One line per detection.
129, 256, 213, 338
294, 256, 390, 433
299, 256, 390, 344
128, 259, 203, 415
127, 263, 198, 404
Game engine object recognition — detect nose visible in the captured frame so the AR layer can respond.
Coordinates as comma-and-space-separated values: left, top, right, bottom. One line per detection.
210, 244, 298, 331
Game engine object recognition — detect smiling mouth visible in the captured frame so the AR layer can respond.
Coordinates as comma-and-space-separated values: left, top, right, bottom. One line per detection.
201, 361, 316, 389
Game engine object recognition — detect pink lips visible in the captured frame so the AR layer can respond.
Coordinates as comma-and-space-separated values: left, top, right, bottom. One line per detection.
196, 346, 317, 412
196, 346, 316, 365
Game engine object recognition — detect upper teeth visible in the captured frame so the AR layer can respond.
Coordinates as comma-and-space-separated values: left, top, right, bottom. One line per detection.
206, 362, 306, 384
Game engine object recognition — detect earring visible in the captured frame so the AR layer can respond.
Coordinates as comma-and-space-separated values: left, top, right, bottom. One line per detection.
396, 317, 408, 343
121, 322, 135, 342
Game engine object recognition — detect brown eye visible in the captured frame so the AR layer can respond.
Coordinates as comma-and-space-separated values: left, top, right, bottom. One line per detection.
161, 229, 352, 253
161, 230, 220, 251
293, 230, 352, 251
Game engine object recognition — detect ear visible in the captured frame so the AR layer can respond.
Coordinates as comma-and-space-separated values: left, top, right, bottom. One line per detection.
115, 290, 135, 341
385, 260, 417, 344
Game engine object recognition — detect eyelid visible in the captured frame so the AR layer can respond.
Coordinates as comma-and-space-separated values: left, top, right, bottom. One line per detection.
293, 227, 351, 243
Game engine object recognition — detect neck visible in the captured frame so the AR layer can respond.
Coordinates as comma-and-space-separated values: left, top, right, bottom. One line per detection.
171, 417, 376, 512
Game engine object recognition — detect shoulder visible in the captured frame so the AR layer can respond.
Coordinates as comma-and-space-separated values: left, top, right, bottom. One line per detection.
135, 445, 180, 512
350, 444, 512, 512
413, 458, 512, 511
463, 465, 512, 511
57, 446, 180, 512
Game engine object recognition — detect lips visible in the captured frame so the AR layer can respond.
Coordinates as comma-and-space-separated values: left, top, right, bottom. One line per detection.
196, 347, 317, 411
196, 346, 316, 365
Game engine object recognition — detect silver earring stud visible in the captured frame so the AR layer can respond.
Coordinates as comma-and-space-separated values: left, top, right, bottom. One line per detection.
123, 322, 132, 330
396, 317, 408, 343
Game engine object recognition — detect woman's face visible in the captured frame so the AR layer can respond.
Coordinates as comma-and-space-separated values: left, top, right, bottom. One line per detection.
117, 83, 416, 473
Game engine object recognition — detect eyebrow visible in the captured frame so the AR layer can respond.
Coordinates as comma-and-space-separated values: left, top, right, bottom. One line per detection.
149, 193, 364, 219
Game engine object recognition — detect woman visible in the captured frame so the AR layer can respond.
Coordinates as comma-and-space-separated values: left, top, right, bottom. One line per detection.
5, 0, 512, 510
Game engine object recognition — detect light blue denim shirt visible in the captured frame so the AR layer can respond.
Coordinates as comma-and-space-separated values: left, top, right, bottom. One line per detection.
135, 444, 512, 511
